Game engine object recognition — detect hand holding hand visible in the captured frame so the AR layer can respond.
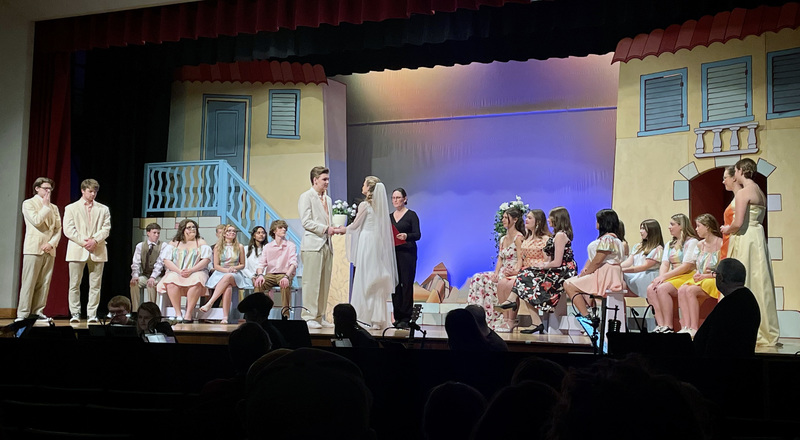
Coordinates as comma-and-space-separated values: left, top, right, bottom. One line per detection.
84, 238, 97, 252
180, 268, 192, 278
396, 233, 407, 240
40, 243, 53, 253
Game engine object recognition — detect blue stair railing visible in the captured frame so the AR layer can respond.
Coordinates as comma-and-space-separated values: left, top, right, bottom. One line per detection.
142, 160, 302, 248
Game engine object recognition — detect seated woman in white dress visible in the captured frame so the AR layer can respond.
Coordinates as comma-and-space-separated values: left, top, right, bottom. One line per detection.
157, 219, 212, 322
621, 219, 664, 297
204, 224, 251, 324
241, 225, 267, 294
346, 176, 398, 330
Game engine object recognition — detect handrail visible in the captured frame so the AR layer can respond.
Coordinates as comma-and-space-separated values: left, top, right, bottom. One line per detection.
142, 160, 301, 248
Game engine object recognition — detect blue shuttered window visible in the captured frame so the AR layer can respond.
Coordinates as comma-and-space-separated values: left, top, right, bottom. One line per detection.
700, 57, 753, 127
767, 47, 800, 120
268, 90, 300, 139
638, 68, 689, 136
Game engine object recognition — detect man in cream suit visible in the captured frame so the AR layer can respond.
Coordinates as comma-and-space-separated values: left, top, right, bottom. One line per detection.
298, 166, 345, 329
16, 177, 61, 322
63, 178, 111, 323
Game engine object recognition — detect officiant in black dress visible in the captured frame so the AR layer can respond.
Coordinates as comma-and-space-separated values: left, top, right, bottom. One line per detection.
390, 188, 421, 329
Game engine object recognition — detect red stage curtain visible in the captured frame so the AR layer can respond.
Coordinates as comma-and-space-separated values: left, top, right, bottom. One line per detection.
26, 39, 72, 317
34, 0, 520, 53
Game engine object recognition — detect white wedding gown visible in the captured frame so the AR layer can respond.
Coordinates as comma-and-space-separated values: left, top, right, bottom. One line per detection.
347, 184, 397, 329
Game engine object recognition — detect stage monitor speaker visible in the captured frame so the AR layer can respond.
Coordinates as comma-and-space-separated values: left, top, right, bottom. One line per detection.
25, 326, 78, 341
87, 325, 140, 339
267, 319, 312, 348
607, 332, 693, 357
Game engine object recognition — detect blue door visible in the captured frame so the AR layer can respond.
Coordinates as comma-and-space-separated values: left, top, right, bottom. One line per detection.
204, 99, 248, 176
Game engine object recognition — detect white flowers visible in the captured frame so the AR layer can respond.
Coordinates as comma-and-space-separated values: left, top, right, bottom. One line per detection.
332, 200, 357, 218
498, 196, 528, 213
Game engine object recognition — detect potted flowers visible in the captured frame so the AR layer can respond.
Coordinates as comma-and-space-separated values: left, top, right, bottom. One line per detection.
332, 200, 357, 227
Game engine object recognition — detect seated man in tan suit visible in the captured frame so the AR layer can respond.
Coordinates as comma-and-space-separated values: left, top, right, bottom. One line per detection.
63, 178, 111, 323
129, 222, 164, 309
16, 177, 61, 322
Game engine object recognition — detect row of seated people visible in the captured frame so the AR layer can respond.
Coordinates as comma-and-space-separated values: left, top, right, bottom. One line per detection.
469, 206, 725, 338
130, 220, 296, 324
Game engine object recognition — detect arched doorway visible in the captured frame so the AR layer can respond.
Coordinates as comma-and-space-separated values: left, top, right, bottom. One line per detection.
689, 167, 768, 235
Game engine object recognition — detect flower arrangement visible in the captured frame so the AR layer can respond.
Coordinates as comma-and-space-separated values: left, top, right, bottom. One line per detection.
332, 200, 357, 220
493, 195, 530, 250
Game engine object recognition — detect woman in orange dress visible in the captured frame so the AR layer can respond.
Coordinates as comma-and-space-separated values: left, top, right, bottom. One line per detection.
720, 166, 741, 259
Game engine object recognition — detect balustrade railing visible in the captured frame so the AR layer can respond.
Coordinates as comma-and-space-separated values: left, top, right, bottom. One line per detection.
142, 160, 301, 247
693, 121, 759, 158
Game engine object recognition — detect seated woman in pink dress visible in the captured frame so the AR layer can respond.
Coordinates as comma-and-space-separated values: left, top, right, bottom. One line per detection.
467, 207, 525, 332
646, 213, 699, 333
563, 209, 626, 331
156, 219, 212, 323
676, 214, 722, 338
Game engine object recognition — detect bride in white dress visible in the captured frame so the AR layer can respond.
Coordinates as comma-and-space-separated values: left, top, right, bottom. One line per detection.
346, 176, 398, 330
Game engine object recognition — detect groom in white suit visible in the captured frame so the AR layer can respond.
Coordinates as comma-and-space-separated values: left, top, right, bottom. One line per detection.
63, 178, 111, 323
298, 166, 345, 329
16, 177, 61, 321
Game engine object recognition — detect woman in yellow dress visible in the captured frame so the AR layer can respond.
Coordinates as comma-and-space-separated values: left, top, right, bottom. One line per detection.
721, 158, 780, 346
676, 214, 722, 338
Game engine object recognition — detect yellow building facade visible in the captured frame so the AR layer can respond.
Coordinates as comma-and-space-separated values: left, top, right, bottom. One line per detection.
613, 27, 800, 334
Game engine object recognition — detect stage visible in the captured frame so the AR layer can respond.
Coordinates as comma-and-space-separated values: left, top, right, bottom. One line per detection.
4, 318, 798, 356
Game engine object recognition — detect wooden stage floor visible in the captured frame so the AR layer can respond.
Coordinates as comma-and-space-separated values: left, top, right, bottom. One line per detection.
3, 318, 799, 356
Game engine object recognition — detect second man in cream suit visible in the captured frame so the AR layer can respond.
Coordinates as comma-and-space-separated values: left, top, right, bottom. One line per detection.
63, 178, 111, 323
298, 166, 345, 329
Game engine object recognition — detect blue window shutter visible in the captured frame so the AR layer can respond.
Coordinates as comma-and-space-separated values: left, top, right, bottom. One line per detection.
268, 90, 300, 139
639, 68, 688, 136
700, 56, 753, 127
770, 49, 800, 115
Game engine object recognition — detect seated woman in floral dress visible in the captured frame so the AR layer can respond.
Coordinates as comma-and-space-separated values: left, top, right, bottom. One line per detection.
467, 206, 525, 333
497, 207, 578, 334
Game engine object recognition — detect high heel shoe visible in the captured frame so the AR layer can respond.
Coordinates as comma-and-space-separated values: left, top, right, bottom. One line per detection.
520, 324, 545, 334
495, 301, 518, 311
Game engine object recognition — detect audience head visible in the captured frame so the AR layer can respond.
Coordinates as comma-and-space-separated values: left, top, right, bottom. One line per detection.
229, 322, 272, 377
549, 206, 574, 240
735, 157, 757, 180
714, 258, 747, 295
422, 381, 486, 440
669, 213, 698, 246
107, 296, 132, 324
504, 207, 525, 236
511, 356, 566, 390
269, 219, 288, 239
173, 219, 200, 243
464, 304, 491, 337
145, 222, 161, 243
548, 356, 704, 440
695, 213, 722, 239
445, 308, 490, 351
247, 225, 267, 257
333, 303, 359, 338
32, 177, 55, 194
473, 381, 559, 440
526, 209, 551, 239
245, 348, 374, 440
237, 292, 274, 324
136, 302, 162, 335
638, 219, 664, 254
596, 209, 620, 237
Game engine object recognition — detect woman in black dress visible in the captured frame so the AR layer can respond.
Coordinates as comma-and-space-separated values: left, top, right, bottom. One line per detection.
390, 188, 421, 329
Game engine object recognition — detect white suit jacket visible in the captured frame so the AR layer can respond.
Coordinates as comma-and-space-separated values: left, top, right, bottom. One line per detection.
63, 199, 111, 262
298, 187, 332, 252
21, 195, 61, 256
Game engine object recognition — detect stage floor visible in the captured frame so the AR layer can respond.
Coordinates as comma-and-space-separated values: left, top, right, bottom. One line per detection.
4, 318, 799, 355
